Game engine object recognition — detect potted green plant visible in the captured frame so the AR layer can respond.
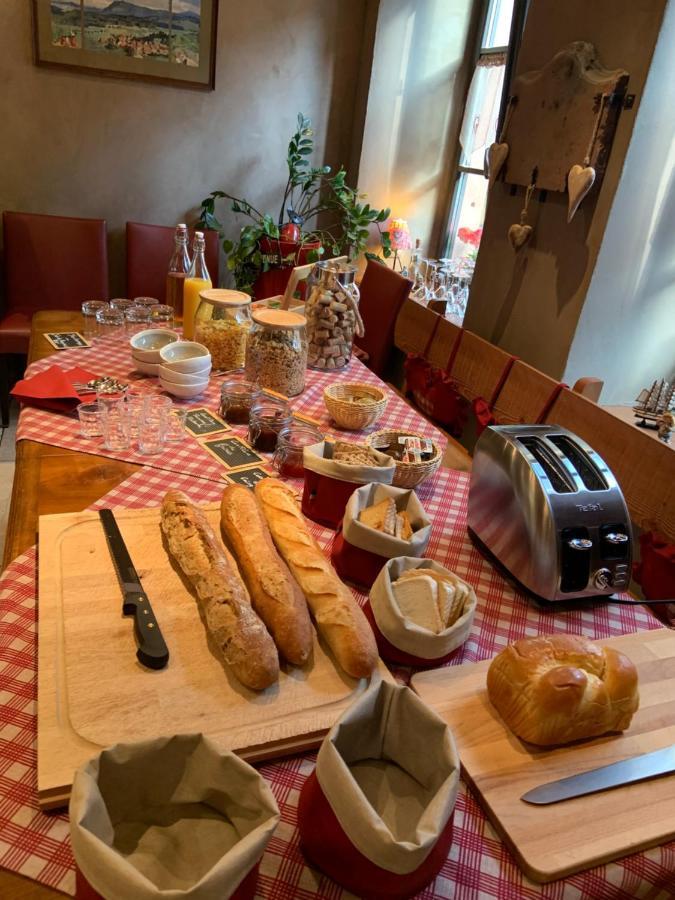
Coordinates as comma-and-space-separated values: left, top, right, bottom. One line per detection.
198, 114, 391, 298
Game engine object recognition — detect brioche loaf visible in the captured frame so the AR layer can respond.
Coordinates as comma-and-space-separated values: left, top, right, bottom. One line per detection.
220, 484, 313, 666
254, 479, 378, 679
487, 634, 639, 746
160, 490, 279, 691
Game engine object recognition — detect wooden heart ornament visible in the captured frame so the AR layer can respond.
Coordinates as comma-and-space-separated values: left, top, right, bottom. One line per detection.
508, 223, 532, 251
487, 142, 509, 187
567, 164, 596, 222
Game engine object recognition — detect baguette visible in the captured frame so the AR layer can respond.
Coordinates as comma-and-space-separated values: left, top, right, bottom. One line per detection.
220, 484, 313, 666
254, 479, 378, 679
160, 490, 279, 691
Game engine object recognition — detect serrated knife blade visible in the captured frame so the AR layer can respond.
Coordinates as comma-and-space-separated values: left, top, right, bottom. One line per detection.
521, 744, 675, 805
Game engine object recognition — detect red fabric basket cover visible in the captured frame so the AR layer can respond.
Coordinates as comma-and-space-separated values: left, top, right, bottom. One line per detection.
298, 770, 455, 900
76, 863, 260, 900
634, 531, 675, 626
331, 530, 387, 589
301, 469, 361, 528
362, 599, 462, 669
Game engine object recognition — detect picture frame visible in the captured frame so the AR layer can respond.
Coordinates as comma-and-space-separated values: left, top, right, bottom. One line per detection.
32, 0, 219, 91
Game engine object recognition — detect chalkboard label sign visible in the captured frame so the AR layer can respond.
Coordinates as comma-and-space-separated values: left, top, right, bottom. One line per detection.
184, 408, 230, 436
226, 467, 272, 488
202, 436, 264, 470
44, 332, 91, 350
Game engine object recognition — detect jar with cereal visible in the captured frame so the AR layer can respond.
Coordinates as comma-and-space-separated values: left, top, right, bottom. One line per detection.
305, 263, 363, 370
245, 309, 307, 397
194, 289, 252, 373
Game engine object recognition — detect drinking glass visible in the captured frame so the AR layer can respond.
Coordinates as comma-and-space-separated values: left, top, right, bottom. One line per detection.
144, 394, 173, 418
101, 403, 131, 451
110, 298, 134, 314
81, 300, 108, 339
96, 390, 127, 415
124, 389, 147, 437
77, 402, 102, 438
125, 304, 153, 336
134, 296, 161, 308
150, 304, 175, 329
165, 408, 188, 443
95, 307, 125, 342
138, 411, 167, 455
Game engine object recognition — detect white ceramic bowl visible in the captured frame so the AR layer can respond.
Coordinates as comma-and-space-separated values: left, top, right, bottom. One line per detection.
133, 358, 160, 377
159, 340, 212, 374
159, 378, 209, 399
158, 364, 211, 386
130, 329, 179, 363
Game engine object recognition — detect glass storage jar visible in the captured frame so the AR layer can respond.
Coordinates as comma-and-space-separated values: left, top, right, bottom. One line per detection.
245, 309, 308, 397
194, 289, 252, 373
219, 378, 261, 424
305, 262, 362, 370
248, 396, 293, 453
273, 423, 324, 479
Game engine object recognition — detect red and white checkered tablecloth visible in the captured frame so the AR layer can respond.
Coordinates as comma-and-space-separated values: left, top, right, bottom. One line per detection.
16, 339, 446, 480
1, 466, 673, 899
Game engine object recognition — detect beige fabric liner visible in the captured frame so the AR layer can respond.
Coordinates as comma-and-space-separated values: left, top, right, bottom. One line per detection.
70, 734, 279, 900
303, 440, 395, 484
316, 681, 459, 874
370, 558, 477, 660
342, 483, 431, 557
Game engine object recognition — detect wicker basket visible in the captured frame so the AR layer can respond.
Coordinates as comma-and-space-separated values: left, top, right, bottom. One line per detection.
367, 429, 442, 488
323, 383, 388, 430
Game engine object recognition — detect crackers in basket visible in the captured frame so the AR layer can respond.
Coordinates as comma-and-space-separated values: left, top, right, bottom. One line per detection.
392, 568, 470, 633
332, 441, 388, 467
359, 497, 413, 540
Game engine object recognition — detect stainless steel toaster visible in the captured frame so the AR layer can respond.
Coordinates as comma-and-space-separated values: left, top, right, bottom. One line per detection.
467, 425, 632, 602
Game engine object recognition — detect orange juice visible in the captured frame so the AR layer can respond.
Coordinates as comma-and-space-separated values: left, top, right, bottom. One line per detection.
182, 277, 211, 340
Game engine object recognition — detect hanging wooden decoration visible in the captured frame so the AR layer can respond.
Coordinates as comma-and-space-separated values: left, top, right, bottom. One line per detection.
508, 181, 536, 251
566, 93, 608, 222
486, 96, 516, 188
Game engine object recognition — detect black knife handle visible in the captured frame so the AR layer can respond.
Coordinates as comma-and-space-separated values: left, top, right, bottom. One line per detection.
124, 591, 170, 670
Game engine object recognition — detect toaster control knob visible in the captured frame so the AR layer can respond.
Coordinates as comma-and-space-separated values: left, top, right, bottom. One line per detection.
605, 532, 629, 544
568, 538, 593, 551
593, 568, 613, 590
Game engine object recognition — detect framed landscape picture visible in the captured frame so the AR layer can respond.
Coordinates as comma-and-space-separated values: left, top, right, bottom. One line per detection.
32, 0, 218, 90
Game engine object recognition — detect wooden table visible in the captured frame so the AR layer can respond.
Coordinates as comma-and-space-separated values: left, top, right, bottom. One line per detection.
2, 312, 140, 570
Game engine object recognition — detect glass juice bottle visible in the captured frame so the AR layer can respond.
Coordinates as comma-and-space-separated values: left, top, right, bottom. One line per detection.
166, 223, 191, 320
182, 231, 211, 340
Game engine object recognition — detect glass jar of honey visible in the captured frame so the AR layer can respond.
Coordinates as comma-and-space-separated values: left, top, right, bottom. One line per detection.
219, 379, 261, 425
248, 396, 292, 453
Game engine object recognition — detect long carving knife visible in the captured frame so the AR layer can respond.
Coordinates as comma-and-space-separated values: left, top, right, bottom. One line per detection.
521, 744, 675, 805
98, 508, 169, 670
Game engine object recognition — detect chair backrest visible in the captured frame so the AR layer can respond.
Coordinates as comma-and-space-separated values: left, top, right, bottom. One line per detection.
355, 260, 412, 377
492, 359, 562, 424
544, 388, 675, 540
3, 211, 108, 314
445, 330, 515, 404
126, 222, 220, 303
572, 376, 604, 402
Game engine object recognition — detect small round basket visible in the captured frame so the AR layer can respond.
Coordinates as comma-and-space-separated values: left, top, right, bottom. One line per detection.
367, 429, 443, 488
323, 383, 388, 430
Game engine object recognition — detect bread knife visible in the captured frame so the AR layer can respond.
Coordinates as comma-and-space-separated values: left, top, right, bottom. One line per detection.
521, 744, 675, 805
98, 508, 169, 670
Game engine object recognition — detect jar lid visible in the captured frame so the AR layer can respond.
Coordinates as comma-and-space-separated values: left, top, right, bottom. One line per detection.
252, 309, 307, 329
198, 289, 251, 307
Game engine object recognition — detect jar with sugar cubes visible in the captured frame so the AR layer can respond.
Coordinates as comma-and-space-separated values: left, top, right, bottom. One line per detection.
194, 289, 252, 373
305, 262, 363, 370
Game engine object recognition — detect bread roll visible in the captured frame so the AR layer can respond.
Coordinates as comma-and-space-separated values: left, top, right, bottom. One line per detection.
254, 479, 378, 679
487, 634, 639, 746
220, 484, 313, 666
160, 490, 279, 691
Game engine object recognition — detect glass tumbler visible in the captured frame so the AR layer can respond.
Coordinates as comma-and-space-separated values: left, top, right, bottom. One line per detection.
165, 408, 188, 442
77, 402, 102, 439
101, 402, 131, 451
134, 296, 161, 308
138, 412, 166, 455
110, 298, 133, 314
125, 304, 153, 336
96, 307, 125, 342
150, 304, 175, 329
82, 300, 108, 339
124, 389, 147, 437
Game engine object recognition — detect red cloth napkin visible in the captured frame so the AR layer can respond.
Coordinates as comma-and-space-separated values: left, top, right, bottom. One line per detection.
11, 366, 100, 413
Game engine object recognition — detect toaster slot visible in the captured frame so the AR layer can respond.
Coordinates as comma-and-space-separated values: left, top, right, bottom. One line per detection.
599, 523, 630, 560
560, 527, 592, 593
518, 437, 575, 493
547, 435, 608, 491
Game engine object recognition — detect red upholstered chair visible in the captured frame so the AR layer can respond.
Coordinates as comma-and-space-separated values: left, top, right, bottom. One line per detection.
126, 222, 220, 303
1, 210, 109, 425
354, 260, 412, 378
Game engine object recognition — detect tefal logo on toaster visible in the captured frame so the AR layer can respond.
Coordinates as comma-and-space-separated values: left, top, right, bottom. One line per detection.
575, 502, 604, 512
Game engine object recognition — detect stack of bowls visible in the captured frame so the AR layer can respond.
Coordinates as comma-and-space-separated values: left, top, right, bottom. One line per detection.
130, 330, 179, 375
158, 341, 212, 398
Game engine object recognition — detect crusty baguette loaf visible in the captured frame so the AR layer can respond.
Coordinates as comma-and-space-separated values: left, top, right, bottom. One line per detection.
486, 634, 639, 746
254, 479, 378, 679
220, 484, 313, 666
160, 490, 279, 691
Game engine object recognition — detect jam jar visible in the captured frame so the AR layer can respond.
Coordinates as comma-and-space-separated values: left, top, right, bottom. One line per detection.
248, 396, 292, 453
245, 309, 307, 397
194, 289, 252, 372
273, 423, 324, 479
219, 379, 261, 425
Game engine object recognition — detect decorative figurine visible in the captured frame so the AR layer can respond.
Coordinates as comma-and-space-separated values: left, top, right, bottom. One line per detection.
633, 379, 675, 428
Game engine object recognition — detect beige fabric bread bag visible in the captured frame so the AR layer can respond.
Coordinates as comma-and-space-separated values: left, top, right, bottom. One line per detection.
69, 733, 279, 900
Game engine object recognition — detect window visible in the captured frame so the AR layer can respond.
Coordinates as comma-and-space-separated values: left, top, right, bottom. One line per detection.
445, 0, 515, 262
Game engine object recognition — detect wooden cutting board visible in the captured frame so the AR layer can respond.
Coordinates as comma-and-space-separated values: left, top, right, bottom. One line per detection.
38, 504, 391, 809
411, 629, 675, 883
